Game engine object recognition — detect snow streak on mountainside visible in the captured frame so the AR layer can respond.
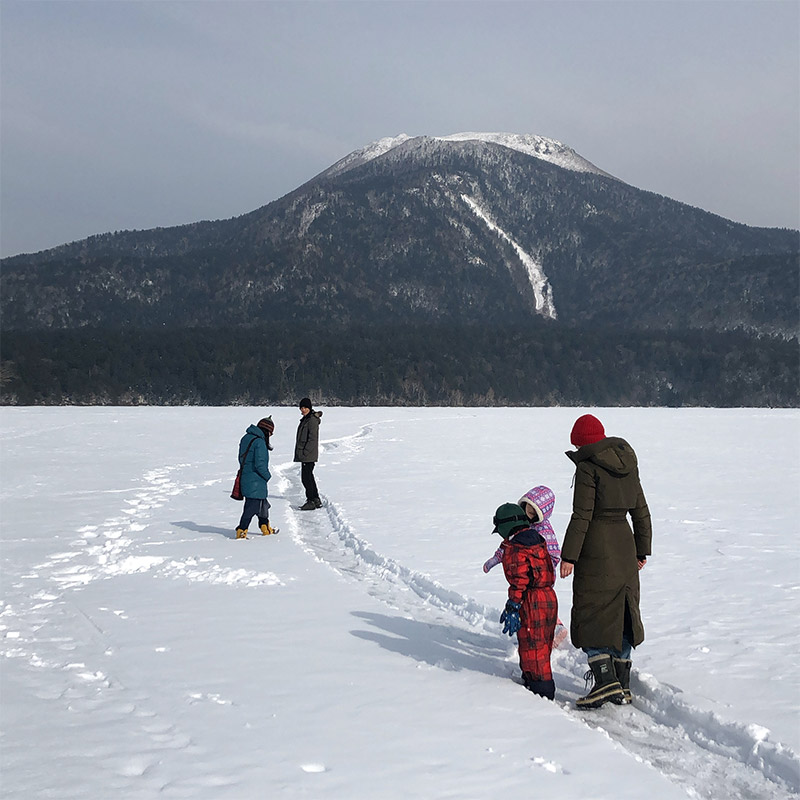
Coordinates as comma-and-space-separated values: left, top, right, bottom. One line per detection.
461, 195, 557, 319
321, 132, 613, 181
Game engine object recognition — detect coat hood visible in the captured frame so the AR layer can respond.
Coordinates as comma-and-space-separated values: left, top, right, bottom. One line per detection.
517, 484, 561, 570
245, 424, 267, 440
567, 436, 638, 477
517, 485, 555, 523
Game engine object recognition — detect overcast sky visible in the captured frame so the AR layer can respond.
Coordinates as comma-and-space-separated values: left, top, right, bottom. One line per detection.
1, 0, 798, 257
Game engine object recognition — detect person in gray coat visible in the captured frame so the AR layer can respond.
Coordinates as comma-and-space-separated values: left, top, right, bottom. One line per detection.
295, 397, 323, 510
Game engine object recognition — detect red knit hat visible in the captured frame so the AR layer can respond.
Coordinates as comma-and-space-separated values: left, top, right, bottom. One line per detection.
570, 414, 605, 447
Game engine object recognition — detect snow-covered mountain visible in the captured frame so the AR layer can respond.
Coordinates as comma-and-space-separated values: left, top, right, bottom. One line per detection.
2, 131, 796, 337
321, 132, 612, 181
1, 131, 797, 404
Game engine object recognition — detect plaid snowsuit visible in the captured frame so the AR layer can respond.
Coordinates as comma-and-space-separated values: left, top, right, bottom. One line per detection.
502, 530, 558, 681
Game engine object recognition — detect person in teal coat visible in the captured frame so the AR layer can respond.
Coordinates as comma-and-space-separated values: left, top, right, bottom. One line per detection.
235, 417, 277, 539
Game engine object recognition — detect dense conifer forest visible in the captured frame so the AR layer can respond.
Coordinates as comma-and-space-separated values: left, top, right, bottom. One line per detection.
2, 322, 796, 407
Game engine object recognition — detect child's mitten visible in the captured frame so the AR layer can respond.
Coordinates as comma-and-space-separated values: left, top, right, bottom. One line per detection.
483, 547, 504, 573
499, 600, 521, 636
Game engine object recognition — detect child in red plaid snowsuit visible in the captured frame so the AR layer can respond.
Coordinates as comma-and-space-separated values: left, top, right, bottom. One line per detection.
492, 502, 558, 700
485, 485, 567, 647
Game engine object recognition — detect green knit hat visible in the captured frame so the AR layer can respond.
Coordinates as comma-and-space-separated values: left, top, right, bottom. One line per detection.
492, 503, 530, 540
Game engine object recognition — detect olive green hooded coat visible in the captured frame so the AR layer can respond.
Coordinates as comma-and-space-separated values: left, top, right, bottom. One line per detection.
562, 436, 652, 651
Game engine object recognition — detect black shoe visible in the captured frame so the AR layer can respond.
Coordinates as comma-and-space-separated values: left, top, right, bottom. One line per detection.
576, 654, 624, 709
613, 658, 633, 704
312, 497, 322, 508
299, 500, 316, 510
522, 673, 555, 700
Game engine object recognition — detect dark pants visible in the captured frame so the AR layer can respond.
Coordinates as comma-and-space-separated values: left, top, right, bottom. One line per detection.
238, 497, 270, 530
301, 462, 318, 502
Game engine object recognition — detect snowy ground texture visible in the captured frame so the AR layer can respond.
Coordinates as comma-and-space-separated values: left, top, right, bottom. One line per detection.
1, 407, 798, 800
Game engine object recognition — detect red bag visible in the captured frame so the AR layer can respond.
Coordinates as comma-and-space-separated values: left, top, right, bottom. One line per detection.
231, 436, 256, 501
231, 469, 244, 501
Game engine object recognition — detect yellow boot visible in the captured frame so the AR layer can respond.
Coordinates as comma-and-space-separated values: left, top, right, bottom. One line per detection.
235, 528, 248, 539
260, 523, 278, 536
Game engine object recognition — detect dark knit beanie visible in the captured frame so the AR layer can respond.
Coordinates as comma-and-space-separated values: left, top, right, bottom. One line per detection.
257, 416, 275, 435
298, 397, 313, 410
570, 414, 605, 448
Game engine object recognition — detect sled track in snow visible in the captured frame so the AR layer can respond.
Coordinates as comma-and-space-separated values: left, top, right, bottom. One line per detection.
278, 457, 800, 800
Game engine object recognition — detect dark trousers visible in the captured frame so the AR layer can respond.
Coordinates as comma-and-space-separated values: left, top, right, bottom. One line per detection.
238, 497, 270, 530
301, 462, 319, 502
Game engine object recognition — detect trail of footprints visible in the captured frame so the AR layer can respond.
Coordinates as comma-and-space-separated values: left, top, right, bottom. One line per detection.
1, 465, 241, 795
283, 426, 800, 800
4, 429, 799, 797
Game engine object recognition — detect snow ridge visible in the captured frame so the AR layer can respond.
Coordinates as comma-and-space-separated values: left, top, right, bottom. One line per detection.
439, 132, 609, 175
279, 425, 497, 631
322, 132, 611, 180
321, 134, 412, 179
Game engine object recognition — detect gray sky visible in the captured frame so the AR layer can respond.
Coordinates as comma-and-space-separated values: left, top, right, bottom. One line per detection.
1, 0, 798, 258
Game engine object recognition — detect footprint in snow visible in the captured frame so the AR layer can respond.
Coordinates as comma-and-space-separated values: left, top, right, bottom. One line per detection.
531, 756, 567, 774
187, 692, 232, 706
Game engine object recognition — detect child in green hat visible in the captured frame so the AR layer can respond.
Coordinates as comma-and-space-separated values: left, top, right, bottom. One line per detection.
491, 502, 558, 700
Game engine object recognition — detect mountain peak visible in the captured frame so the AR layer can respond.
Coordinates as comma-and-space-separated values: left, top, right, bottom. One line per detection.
435, 132, 610, 176
321, 132, 612, 180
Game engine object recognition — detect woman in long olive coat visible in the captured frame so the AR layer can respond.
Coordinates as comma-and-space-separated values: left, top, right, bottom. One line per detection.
560, 414, 651, 708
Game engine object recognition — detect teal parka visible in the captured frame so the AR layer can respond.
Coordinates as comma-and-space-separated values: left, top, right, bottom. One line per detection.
238, 425, 271, 499
562, 436, 651, 651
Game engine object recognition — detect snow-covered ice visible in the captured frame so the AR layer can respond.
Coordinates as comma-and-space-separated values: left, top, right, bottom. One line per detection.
1, 407, 798, 799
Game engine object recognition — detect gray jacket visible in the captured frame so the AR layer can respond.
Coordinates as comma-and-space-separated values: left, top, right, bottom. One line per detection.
294, 411, 322, 462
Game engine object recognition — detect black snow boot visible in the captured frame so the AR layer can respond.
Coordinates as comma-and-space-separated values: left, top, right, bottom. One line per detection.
522, 673, 555, 701
576, 654, 625, 709
613, 658, 632, 704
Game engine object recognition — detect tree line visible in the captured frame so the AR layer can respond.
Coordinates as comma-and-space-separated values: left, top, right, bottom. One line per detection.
1, 322, 796, 407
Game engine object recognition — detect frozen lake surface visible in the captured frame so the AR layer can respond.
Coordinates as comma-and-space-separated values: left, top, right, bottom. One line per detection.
1, 406, 798, 799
